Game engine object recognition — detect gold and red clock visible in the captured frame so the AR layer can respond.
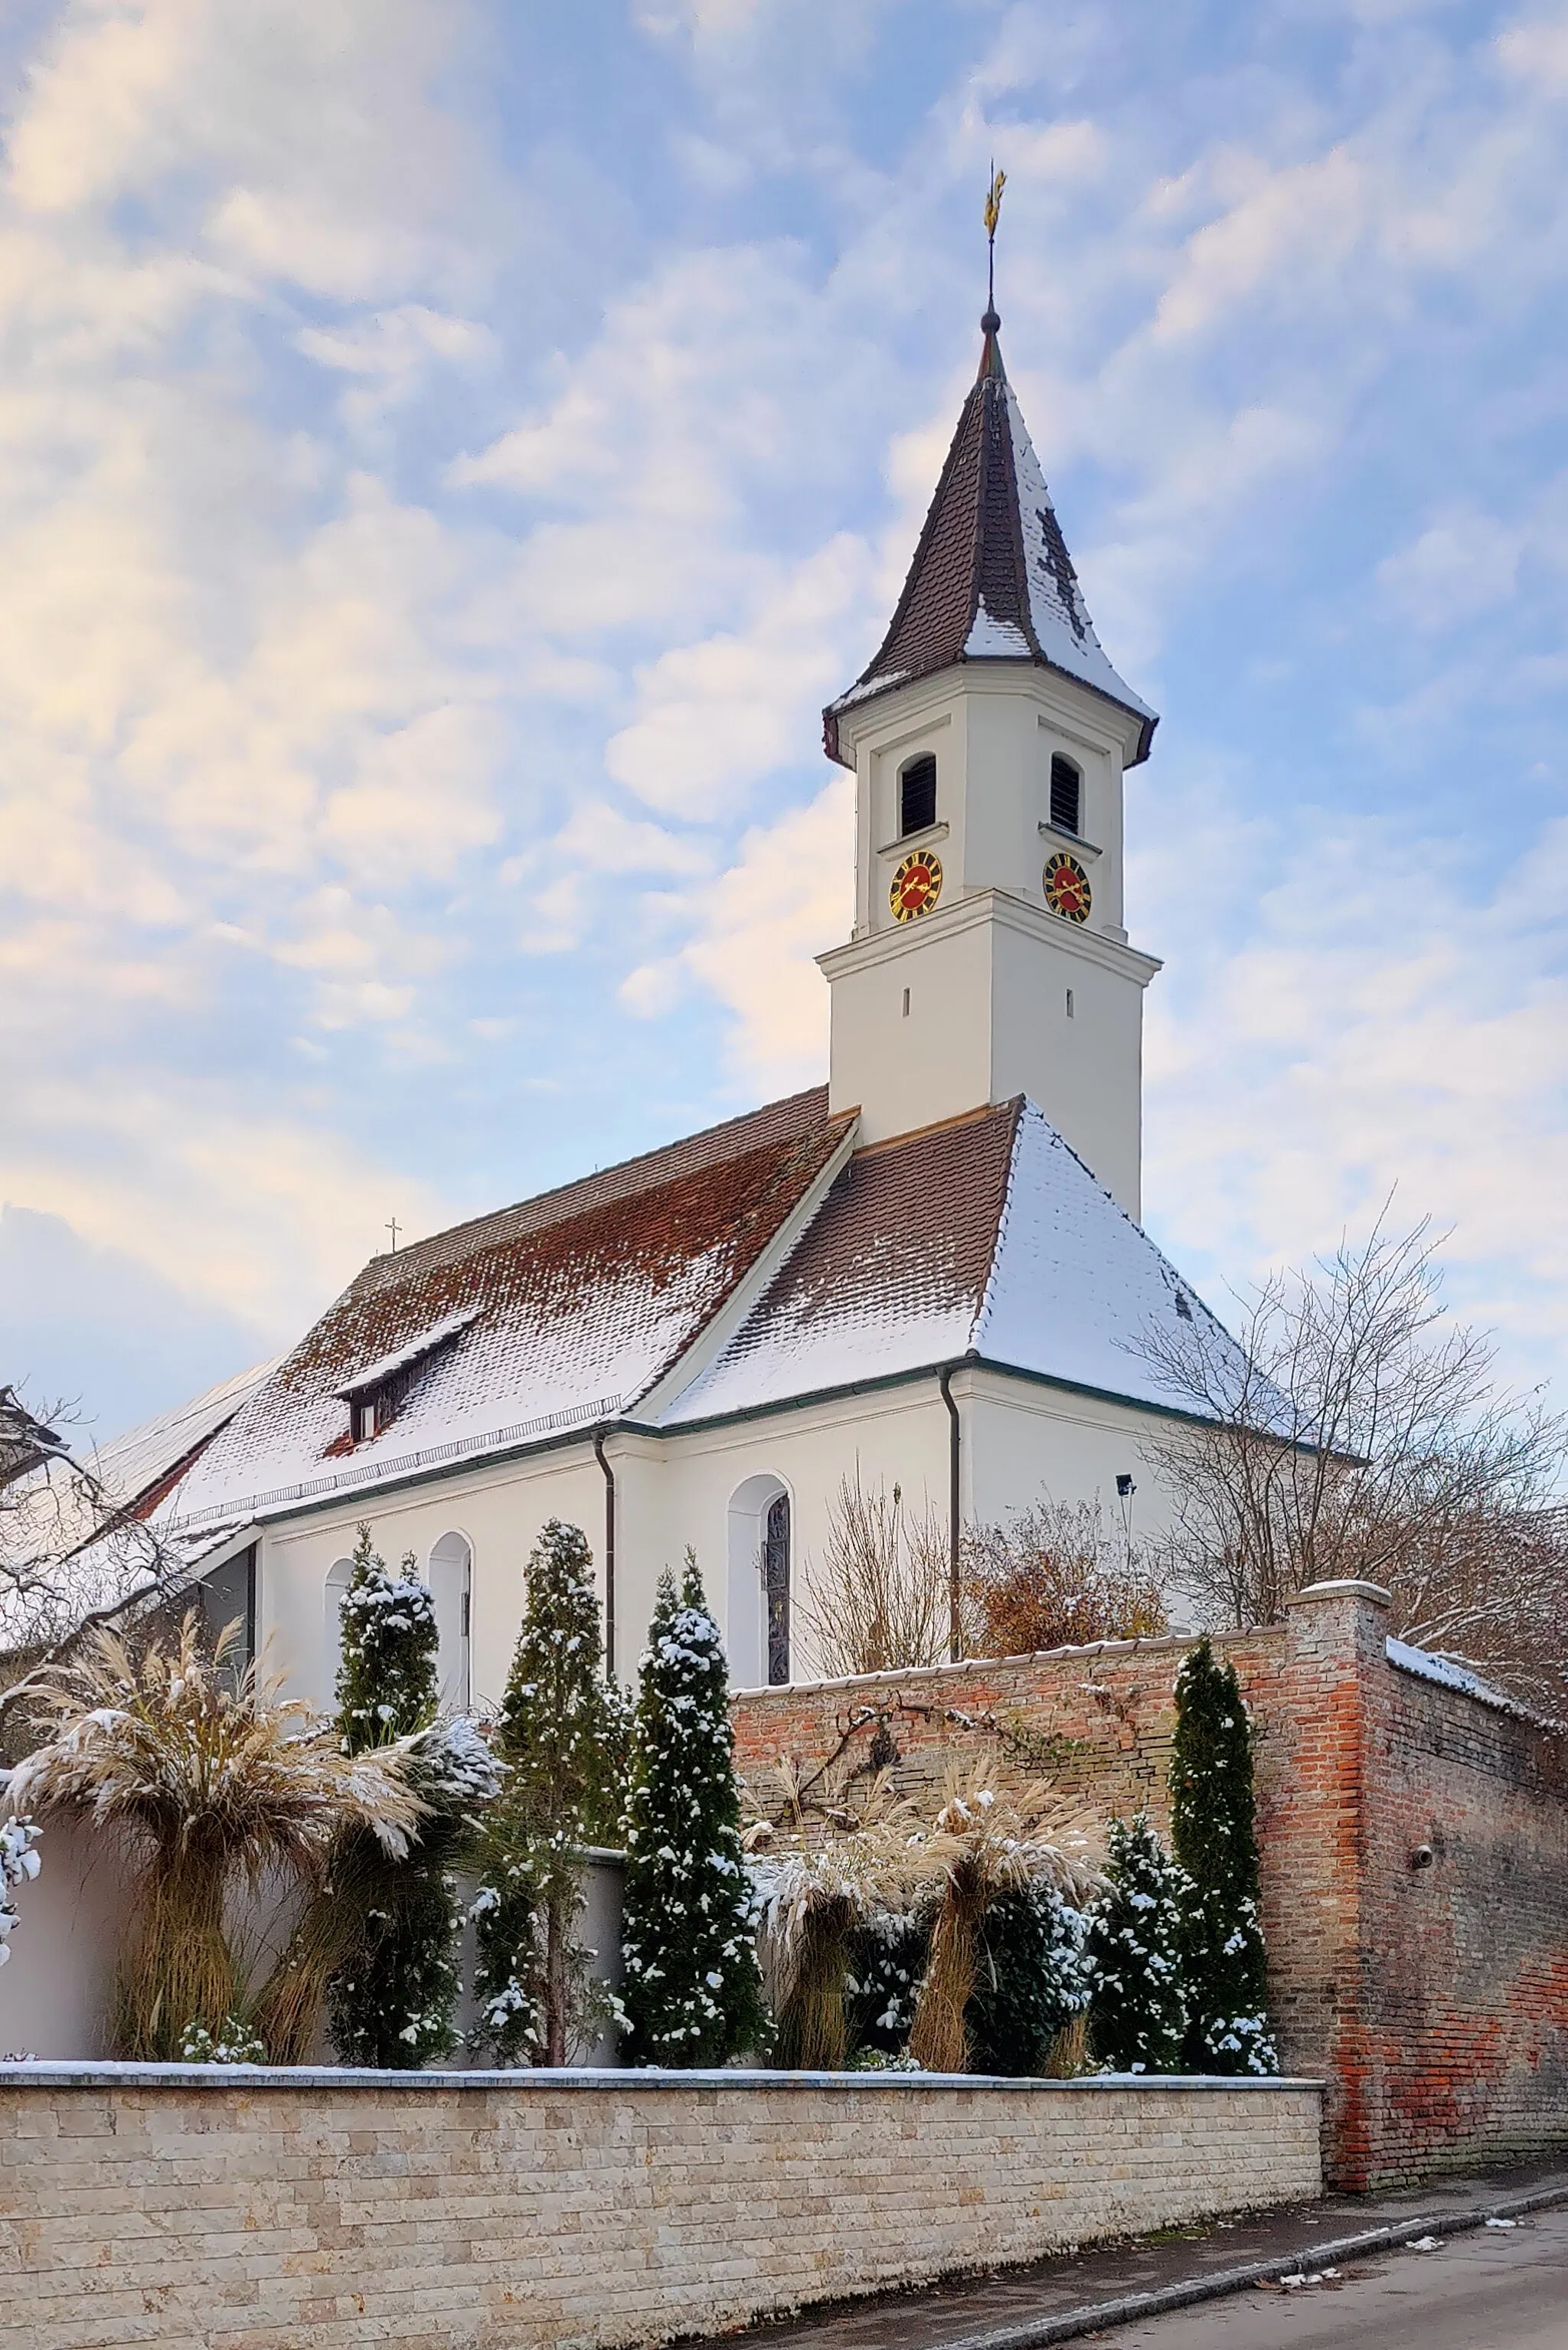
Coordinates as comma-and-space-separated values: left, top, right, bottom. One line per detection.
1044, 851, 1092, 923
890, 849, 943, 923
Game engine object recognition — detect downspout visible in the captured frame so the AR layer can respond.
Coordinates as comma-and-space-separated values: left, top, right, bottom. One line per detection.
593, 1429, 616, 1683
939, 1367, 962, 1662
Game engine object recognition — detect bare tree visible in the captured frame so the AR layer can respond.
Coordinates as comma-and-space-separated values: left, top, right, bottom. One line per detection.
799, 1473, 951, 1678
0, 1389, 188, 1728
963, 1497, 1168, 1657
1142, 1214, 1568, 1708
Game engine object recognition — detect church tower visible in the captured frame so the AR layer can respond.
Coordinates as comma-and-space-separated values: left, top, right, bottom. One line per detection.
818, 306, 1160, 1221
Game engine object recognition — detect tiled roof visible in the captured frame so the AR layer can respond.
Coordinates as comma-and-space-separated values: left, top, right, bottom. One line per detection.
824, 317, 1156, 764
167, 1088, 854, 1523
662, 1099, 1236, 1424
0, 1360, 276, 1649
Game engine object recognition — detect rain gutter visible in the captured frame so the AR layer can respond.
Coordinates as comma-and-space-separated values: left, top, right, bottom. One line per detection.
593, 1427, 616, 1684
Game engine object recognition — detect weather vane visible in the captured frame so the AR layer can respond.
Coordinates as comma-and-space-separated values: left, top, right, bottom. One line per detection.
983, 163, 1007, 319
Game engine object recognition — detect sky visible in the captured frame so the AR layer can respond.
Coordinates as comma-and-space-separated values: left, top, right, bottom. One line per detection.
4, 0, 1568, 1446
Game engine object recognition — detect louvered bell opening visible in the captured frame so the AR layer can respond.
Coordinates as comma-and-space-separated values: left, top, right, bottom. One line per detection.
1050, 753, 1081, 835
899, 753, 937, 836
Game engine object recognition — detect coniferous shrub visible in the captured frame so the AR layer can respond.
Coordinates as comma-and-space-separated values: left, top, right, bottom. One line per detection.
328, 1526, 462, 2067
846, 1910, 929, 2059
620, 1554, 764, 2066
1169, 1639, 1279, 2076
1083, 1812, 1188, 2074
471, 1518, 625, 2065
968, 1877, 1090, 2075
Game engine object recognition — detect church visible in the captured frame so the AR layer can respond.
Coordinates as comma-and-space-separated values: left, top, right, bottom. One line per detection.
93, 300, 1242, 1711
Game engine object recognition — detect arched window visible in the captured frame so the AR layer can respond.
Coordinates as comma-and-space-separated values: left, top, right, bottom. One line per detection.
763, 1492, 791, 1686
323, 1556, 354, 1711
725, 1474, 791, 1687
899, 753, 937, 837
429, 1531, 472, 1715
1049, 753, 1081, 835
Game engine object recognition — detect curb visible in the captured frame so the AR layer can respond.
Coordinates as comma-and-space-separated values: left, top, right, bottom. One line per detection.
926, 2180, 1568, 2350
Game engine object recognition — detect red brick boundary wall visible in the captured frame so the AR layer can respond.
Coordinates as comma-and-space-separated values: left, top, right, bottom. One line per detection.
732, 1582, 1568, 2189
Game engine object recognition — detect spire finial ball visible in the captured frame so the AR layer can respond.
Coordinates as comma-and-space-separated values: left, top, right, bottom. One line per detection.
981, 309, 1001, 334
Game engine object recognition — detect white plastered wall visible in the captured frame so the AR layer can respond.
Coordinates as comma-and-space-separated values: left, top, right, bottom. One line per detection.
821, 665, 1157, 1211
248, 1365, 1196, 1710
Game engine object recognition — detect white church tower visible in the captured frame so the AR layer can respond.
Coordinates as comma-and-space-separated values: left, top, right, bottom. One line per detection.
818, 305, 1160, 1220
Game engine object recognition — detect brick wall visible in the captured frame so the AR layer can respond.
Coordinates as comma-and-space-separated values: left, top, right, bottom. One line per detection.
733, 1583, 1568, 2189
0, 2067, 1322, 2350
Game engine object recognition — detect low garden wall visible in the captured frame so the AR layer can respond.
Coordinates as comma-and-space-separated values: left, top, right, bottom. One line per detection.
0, 2064, 1323, 2350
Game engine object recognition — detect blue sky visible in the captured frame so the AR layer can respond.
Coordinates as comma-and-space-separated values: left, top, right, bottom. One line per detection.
5, 0, 1568, 1444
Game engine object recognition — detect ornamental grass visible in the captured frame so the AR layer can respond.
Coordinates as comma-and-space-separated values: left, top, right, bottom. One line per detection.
906, 1760, 1101, 2075
8, 1612, 429, 2059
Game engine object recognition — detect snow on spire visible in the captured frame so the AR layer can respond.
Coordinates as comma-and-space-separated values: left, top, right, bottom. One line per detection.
824, 312, 1156, 764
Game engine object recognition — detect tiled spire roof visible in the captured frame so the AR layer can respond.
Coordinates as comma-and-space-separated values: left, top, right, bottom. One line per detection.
824, 314, 1157, 764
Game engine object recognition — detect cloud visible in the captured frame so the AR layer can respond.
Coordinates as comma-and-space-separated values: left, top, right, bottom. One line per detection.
605, 534, 874, 818
1141, 793, 1568, 1383
622, 772, 852, 1094
0, 1203, 266, 1443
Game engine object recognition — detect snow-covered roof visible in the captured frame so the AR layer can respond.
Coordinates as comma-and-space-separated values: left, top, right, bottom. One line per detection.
332, 1310, 479, 1401
662, 1099, 1240, 1425
0, 1359, 277, 1651
823, 315, 1157, 764
80, 1358, 279, 1516
160, 1090, 856, 1528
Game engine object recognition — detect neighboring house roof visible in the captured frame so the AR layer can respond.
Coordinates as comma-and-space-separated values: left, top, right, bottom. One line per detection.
165, 1087, 858, 1528
0, 1389, 69, 1490
80, 1358, 280, 1521
663, 1099, 1235, 1425
0, 1358, 276, 1652
823, 315, 1157, 766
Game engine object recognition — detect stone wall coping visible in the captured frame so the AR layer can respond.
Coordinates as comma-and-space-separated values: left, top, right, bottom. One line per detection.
733, 1622, 1288, 1701
0, 2061, 1325, 2096
1285, 1579, 1392, 1607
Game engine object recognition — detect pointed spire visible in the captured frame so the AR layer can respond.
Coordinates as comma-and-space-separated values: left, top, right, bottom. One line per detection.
824, 312, 1157, 766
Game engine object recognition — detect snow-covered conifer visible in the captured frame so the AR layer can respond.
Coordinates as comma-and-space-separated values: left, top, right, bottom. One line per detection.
334, 1522, 439, 1750
1169, 1640, 1279, 2075
0, 1819, 40, 1969
472, 1518, 622, 2065
620, 1554, 763, 2067
969, 1875, 1090, 2075
1083, 1812, 1187, 2073
328, 1525, 461, 2068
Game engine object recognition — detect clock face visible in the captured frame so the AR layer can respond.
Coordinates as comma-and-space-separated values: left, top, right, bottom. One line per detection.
890, 850, 943, 923
1044, 851, 1092, 923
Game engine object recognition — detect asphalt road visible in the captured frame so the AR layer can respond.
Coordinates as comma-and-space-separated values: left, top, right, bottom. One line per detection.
1093, 2205, 1568, 2349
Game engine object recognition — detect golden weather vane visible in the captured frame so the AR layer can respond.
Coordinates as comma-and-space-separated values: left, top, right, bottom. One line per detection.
984, 163, 1007, 315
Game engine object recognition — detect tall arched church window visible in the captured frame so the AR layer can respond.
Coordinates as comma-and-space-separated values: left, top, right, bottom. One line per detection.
429, 1531, 472, 1715
323, 1557, 354, 1711
1049, 753, 1081, 835
763, 1492, 791, 1686
899, 753, 937, 837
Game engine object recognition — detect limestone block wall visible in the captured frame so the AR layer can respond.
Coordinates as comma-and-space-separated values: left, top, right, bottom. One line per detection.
0, 2066, 1323, 2350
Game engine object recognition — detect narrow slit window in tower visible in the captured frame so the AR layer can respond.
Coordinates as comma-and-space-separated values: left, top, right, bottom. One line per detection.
1050, 753, 1081, 835
899, 753, 937, 836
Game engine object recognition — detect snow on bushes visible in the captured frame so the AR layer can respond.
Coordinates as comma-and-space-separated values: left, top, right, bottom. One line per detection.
0, 1819, 39, 1968
1170, 1639, 1279, 2077
621, 1555, 764, 2067
1083, 1812, 1188, 2073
